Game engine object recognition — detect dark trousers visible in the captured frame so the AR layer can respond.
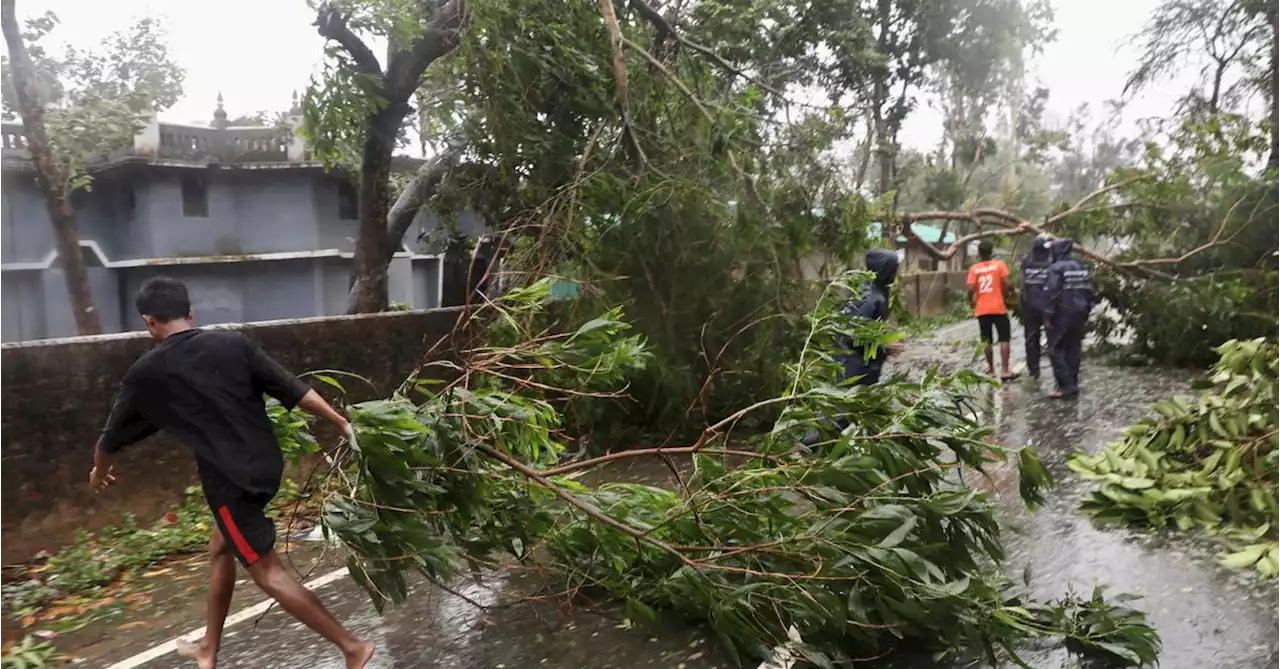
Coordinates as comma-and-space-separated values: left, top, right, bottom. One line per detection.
1021, 308, 1044, 376
1047, 322, 1084, 394
836, 354, 882, 388
799, 356, 881, 446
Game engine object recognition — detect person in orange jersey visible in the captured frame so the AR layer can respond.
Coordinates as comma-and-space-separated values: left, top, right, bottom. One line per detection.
966, 240, 1018, 381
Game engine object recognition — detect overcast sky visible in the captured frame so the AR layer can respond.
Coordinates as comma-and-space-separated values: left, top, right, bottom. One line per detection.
22, 0, 1190, 154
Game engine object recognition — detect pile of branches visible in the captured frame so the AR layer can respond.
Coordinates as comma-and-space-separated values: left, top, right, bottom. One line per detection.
1069, 338, 1279, 578
281, 274, 1161, 667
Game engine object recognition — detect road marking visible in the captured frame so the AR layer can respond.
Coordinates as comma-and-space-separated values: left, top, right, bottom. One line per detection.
105, 566, 351, 669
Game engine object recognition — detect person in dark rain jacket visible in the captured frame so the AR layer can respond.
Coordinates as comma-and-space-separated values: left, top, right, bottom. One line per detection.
836, 248, 902, 386
800, 249, 902, 450
1019, 235, 1053, 379
1044, 238, 1094, 398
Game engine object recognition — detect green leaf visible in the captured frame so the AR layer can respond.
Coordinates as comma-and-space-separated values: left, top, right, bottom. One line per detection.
1119, 477, 1156, 490
1089, 641, 1142, 664
877, 516, 917, 549
1220, 543, 1269, 569
314, 374, 346, 393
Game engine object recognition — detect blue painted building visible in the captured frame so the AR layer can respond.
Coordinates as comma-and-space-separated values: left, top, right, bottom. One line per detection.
0, 98, 446, 342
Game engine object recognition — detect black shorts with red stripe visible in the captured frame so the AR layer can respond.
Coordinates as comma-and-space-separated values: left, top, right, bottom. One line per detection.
200, 468, 278, 567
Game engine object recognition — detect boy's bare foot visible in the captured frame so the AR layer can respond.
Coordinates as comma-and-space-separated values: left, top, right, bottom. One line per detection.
177, 638, 217, 669
345, 641, 375, 669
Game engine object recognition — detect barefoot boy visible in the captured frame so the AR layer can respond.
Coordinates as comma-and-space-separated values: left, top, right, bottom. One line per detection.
90, 277, 374, 669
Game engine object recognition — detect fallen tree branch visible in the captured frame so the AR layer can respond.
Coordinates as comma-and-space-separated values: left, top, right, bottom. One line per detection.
539, 446, 780, 478
893, 202, 1217, 282
474, 442, 694, 564
1116, 193, 1250, 268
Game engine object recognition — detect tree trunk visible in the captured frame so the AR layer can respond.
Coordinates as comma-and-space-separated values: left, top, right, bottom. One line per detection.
349, 109, 401, 313
319, 0, 465, 314
1268, 5, 1279, 172
872, 0, 894, 242
1, 0, 101, 335
343, 149, 456, 313
853, 114, 874, 191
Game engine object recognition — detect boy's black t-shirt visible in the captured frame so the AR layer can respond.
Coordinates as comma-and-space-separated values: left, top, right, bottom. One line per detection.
99, 329, 311, 495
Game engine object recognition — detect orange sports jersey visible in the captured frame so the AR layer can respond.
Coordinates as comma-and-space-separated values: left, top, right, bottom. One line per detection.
967, 259, 1010, 316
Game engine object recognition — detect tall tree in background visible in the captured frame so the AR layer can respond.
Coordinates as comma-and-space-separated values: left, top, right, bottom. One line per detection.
919, 0, 1055, 241
1126, 0, 1269, 115
1256, 0, 1278, 170
2, 5, 183, 334
931, 0, 1053, 168
862, 0, 952, 199
1124, 0, 1276, 169
2, 0, 99, 334
302, 0, 465, 314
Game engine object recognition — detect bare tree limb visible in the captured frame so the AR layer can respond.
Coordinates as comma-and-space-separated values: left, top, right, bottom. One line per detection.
901, 224, 1033, 262
314, 7, 384, 76
385, 0, 467, 99
628, 0, 790, 103
598, 0, 649, 165
894, 176, 1195, 281
1043, 175, 1154, 226
1116, 193, 1249, 268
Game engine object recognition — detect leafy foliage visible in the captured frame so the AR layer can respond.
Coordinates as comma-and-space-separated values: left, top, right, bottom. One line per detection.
299, 59, 386, 171
412, 0, 887, 433
1054, 115, 1278, 366
1069, 338, 1279, 578
267, 398, 321, 462
0, 636, 65, 669
285, 275, 1160, 666
38, 488, 212, 596
1016, 586, 1162, 668
1, 12, 184, 196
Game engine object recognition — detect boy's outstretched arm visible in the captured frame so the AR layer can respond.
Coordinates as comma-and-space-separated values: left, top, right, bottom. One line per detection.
297, 390, 350, 433
91, 372, 157, 493
244, 337, 351, 434
90, 444, 118, 493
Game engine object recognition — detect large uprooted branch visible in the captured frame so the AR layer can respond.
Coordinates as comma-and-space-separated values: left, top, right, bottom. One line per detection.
283, 275, 1162, 668
896, 177, 1255, 281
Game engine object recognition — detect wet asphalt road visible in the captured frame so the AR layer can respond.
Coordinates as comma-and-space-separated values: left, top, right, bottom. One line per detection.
119, 320, 1277, 669
122, 571, 731, 669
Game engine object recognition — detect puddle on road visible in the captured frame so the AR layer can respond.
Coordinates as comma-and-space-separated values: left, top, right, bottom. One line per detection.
967, 363, 1279, 668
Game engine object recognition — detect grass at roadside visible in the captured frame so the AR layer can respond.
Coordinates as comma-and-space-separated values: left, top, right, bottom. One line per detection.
1, 479, 319, 640
1, 635, 67, 668
899, 298, 971, 337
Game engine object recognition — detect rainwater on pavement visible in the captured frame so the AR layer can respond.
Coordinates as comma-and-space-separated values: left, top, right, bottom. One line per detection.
99, 319, 1277, 669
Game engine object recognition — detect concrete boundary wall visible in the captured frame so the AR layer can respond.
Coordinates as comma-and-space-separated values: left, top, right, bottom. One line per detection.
0, 308, 461, 563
